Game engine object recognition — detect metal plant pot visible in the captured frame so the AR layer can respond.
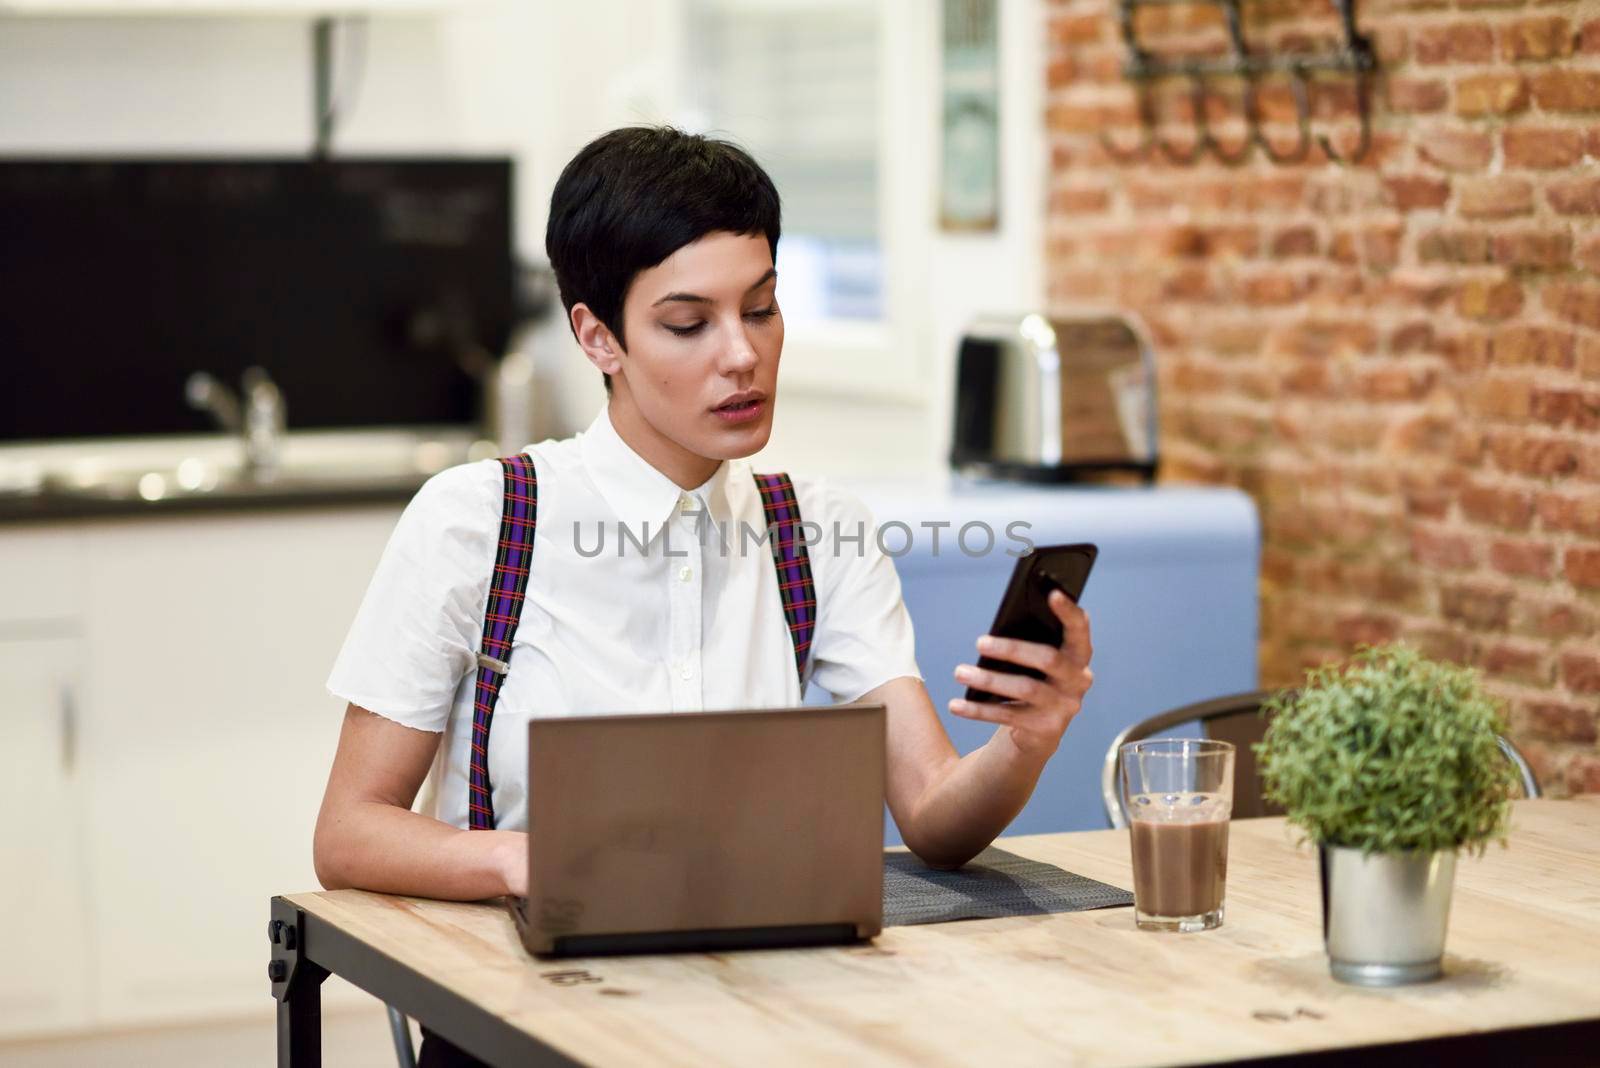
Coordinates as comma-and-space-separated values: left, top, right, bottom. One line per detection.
1320, 845, 1457, 986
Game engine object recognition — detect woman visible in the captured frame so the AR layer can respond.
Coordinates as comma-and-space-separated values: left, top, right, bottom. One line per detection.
314, 128, 1093, 1053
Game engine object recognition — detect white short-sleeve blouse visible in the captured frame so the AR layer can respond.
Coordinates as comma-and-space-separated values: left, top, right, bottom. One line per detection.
327, 406, 923, 830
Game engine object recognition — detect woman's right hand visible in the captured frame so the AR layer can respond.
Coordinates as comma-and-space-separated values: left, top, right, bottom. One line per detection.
494, 831, 530, 898
315, 704, 532, 902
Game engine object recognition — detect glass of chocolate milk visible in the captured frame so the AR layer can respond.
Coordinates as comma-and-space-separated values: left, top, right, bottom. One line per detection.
1120, 739, 1235, 932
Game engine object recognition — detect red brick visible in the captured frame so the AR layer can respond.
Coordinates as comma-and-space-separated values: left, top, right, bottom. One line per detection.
1203, 319, 1268, 357
1529, 68, 1600, 111
1459, 176, 1534, 218
1160, 267, 1215, 302
1537, 491, 1600, 535
1491, 229, 1573, 268
1547, 176, 1600, 214
1389, 77, 1450, 113
1570, 756, 1600, 795
1402, 467, 1463, 516
1269, 225, 1318, 257
1482, 641, 1552, 685
1456, 423, 1488, 464
1581, 337, 1600, 379
1502, 16, 1575, 61
1418, 128, 1494, 171
1358, 363, 1438, 400
1405, 625, 1475, 666
1050, 184, 1110, 214
1490, 537, 1557, 576
1079, 51, 1125, 85
1390, 322, 1438, 354
1441, 581, 1515, 628
1268, 319, 1379, 361
1411, 526, 1479, 568
1336, 613, 1402, 648
1466, 376, 1536, 421
1240, 272, 1302, 305
1451, 333, 1492, 374
1526, 599, 1596, 639
1170, 359, 1227, 394
1199, 225, 1261, 258
1562, 651, 1600, 693
1382, 174, 1451, 210
1363, 225, 1403, 268
1579, 233, 1600, 274
1419, 229, 1491, 263
1361, 23, 1405, 63
1241, 175, 1306, 211
1457, 276, 1524, 320
1494, 324, 1576, 367
1543, 282, 1600, 329
1583, 18, 1600, 54
1454, 73, 1528, 116
1565, 546, 1600, 587
1417, 22, 1496, 63
1049, 13, 1105, 47
1461, 479, 1535, 526
1503, 127, 1585, 168
1046, 55, 1077, 89
1329, 231, 1360, 265
1488, 432, 1580, 477
1523, 701, 1598, 744
1542, 604, 1593, 639
1531, 387, 1600, 428
1048, 269, 1111, 301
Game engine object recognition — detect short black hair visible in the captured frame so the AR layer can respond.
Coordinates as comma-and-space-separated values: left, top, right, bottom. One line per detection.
545, 126, 782, 393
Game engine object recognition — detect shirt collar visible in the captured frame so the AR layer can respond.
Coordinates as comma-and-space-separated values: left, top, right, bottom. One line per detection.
578, 406, 734, 532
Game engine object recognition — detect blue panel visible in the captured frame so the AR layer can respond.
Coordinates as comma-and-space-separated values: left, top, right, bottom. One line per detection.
803, 480, 1259, 847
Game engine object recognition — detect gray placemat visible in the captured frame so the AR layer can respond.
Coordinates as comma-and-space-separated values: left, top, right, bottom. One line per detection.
883, 846, 1133, 926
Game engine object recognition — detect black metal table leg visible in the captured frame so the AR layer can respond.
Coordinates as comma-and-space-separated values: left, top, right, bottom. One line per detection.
271, 896, 329, 1068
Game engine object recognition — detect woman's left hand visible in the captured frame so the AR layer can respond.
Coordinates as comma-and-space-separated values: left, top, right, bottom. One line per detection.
948, 590, 1094, 759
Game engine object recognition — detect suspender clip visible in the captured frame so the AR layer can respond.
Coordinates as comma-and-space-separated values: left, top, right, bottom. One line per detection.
477, 652, 511, 675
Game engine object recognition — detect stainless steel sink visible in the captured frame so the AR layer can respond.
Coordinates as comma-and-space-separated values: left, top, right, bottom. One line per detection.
28, 435, 486, 507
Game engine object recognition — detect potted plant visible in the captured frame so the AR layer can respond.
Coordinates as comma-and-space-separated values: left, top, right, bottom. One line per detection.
1256, 643, 1518, 987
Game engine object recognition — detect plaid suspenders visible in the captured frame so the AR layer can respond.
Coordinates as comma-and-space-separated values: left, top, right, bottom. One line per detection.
467, 462, 817, 830
467, 455, 538, 831
752, 472, 818, 686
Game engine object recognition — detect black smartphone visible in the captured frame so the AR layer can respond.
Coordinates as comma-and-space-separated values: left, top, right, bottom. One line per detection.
964, 543, 1098, 703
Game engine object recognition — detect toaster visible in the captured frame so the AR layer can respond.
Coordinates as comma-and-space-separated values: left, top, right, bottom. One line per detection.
949, 313, 1158, 483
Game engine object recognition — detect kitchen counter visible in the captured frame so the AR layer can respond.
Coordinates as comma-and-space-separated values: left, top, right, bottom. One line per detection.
0, 427, 490, 524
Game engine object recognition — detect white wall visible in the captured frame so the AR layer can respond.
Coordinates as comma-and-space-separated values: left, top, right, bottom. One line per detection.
0, 0, 1045, 479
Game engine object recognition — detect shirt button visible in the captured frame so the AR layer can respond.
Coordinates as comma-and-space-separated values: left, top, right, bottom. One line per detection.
678, 566, 693, 582
679, 494, 695, 512
680, 664, 694, 680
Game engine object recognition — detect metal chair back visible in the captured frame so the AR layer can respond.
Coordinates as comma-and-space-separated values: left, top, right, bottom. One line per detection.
1101, 689, 1542, 829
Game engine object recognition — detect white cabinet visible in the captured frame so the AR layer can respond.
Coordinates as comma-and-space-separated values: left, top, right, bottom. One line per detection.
0, 635, 93, 1039
75, 507, 403, 1027
0, 504, 403, 1037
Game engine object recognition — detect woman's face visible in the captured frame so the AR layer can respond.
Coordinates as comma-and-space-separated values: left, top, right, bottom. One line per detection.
581, 231, 783, 484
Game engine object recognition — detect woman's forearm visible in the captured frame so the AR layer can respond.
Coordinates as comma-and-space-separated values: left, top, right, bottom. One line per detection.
314, 800, 524, 900
901, 729, 1052, 869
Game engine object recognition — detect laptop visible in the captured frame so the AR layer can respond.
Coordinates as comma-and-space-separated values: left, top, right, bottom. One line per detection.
508, 702, 886, 957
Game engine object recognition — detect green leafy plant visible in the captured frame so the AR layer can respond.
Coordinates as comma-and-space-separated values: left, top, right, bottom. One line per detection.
1256, 644, 1517, 856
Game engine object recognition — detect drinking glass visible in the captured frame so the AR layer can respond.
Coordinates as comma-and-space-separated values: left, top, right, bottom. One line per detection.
1120, 739, 1235, 932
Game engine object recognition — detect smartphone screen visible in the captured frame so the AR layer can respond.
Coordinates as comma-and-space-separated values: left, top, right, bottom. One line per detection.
964, 543, 1097, 703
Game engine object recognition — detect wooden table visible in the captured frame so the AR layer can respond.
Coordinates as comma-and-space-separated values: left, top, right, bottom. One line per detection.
268, 798, 1600, 1066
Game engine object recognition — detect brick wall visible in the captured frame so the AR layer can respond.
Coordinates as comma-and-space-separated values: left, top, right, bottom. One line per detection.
1044, 0, 1600, 793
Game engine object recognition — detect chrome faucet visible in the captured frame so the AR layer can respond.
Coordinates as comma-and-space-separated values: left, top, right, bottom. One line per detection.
185, 367, 286, 480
